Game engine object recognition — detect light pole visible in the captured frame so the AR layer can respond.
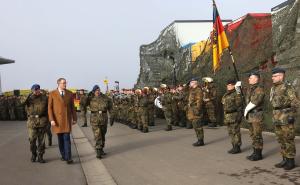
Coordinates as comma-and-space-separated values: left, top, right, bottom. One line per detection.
168, 54, 177, 87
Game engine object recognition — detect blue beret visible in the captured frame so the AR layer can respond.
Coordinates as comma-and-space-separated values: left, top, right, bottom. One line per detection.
272, 67, 285, 74
248, 71, 260, 77
92, 85, 100, 92
31, 84, 40, 90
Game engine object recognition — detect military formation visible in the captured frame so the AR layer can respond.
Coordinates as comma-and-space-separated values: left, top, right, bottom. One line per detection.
78, 67, 298, 170
1, 67, 298, 171
0, 94, 27, 121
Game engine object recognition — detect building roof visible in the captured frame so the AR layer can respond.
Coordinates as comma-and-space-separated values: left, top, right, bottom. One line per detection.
0, 57, 14, 65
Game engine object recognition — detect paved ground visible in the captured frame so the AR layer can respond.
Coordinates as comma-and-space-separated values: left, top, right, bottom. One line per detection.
80, 119, 300, 185
0, 121, 86, 185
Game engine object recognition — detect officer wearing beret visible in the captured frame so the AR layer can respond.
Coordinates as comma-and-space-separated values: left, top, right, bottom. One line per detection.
244, 71, 265, 161
21, 84, 48, 163
270, 68, 300, 170
86, 85, 114, 159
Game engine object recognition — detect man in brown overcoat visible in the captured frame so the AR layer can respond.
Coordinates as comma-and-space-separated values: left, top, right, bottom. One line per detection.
48, 78, 77, 164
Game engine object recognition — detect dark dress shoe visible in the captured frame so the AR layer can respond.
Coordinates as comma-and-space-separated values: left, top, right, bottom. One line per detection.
66, 159, 73, 164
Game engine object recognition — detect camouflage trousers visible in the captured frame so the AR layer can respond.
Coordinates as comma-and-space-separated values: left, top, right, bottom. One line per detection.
191, 119, 204, 140
0, 109, 8, 120
148, 107, 155, 125
9, 108, 16, 120
91, 124, 108, 149
249, 121, 264, 149
204, 101, 217, 123
172, 105, 179, 125
80, 110, 87, 125
178, 109, 187, 126
163, 108, 173, 126
274, 124, 296, 158
227, 122, 241, 146
46, 123, 52, 143
28, 127, 46, 155
141, 110, 149, 129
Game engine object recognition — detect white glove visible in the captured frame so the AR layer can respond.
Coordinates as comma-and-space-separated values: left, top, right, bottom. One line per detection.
244, 102, 256, 117
235, 81, 242, 94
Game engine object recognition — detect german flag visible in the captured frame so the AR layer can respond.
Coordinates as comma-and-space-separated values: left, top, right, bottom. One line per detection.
212, 0, 229, 72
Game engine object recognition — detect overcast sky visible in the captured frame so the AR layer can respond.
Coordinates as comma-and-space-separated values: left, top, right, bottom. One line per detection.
0, 0, 284, 91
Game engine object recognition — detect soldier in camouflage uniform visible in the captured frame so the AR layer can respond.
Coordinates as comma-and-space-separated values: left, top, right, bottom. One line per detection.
160, 84, 173, 131
15, 96, 26, 120
202, 77, 218, 128
174, 85, 187, 127
148, 88, 156, 126
171, 88, 179, 126
222, 79, 243, 154
244, 71, 265, 161
87, 85, 114, 159
7, 96, 16, 120
139, 87, 151, 133
0, 95, 9, 120
187, 79, 205, 146
21, 84, 48, 163
270, 68, 300, 170
79, 89, 88, 127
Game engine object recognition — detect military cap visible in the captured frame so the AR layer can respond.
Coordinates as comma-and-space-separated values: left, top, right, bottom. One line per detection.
153, 87, 158, 92
31, 84, 40, 90
92, 85, 100, 92
248, 71, 260, 78
143, 87, 149, 90
226, 79, 236, 85
272, 67, 285, 74
160, 84, 167, 88
190, 77, 198, 82
202, 77, 214, 83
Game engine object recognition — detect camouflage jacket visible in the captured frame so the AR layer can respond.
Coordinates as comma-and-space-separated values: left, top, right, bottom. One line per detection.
202, 84, 217, 103
161, 91, 173, 110
88, 93, 113, 125
187, 87, 203, 121
79, 94, 88, 111
270, 81, 300, 125
245, 84, 265, 112
22, 94, 48, 128
222, 90, 243, 124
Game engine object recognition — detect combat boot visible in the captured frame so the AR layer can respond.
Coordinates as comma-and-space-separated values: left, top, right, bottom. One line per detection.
37, 154, 46, 163
249, 148, 263, 161
143, 127, 149, 133
284, 158, 295, 170
96, 149, 102, 159
179, 122, 186, 127
31, 153, 37, 162
275, 157, 287, 168
227, 144, 235, 154
186, 122, 193, 129
165, 125, 172, 131
231, 145, 241, 154
132, 124, 137, 129
208, 122, 217, 128
81, 123, 87, 127
246, 148, 255, 160
100, 148, 106, 156
193, 139, 204, 147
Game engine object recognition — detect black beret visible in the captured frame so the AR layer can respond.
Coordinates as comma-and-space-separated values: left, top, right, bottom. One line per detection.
272, 67, 285, 74
227, 79, 236, 85
92, 85, 100, 92
248, 71, 260, 77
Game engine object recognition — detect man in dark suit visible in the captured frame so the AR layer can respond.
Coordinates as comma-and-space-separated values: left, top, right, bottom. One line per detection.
48, 78, 77, 164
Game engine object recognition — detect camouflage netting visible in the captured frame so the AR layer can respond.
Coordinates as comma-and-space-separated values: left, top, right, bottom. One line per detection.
136, 0, 300, 134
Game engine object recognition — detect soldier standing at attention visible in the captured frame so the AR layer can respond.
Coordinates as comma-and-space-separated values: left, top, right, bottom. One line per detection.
222, 79, 243, 154
87, 85, 114, 159
79, 89, 88, 127
244, 71, 265, 161
160, 84, 173, 131
21, 84, 48, 163
187, 78, 205, 146
202, 77, 218, 128
270, 68, 300, 170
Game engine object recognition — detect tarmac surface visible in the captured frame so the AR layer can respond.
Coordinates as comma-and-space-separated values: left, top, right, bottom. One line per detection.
1, 119, 300, 185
